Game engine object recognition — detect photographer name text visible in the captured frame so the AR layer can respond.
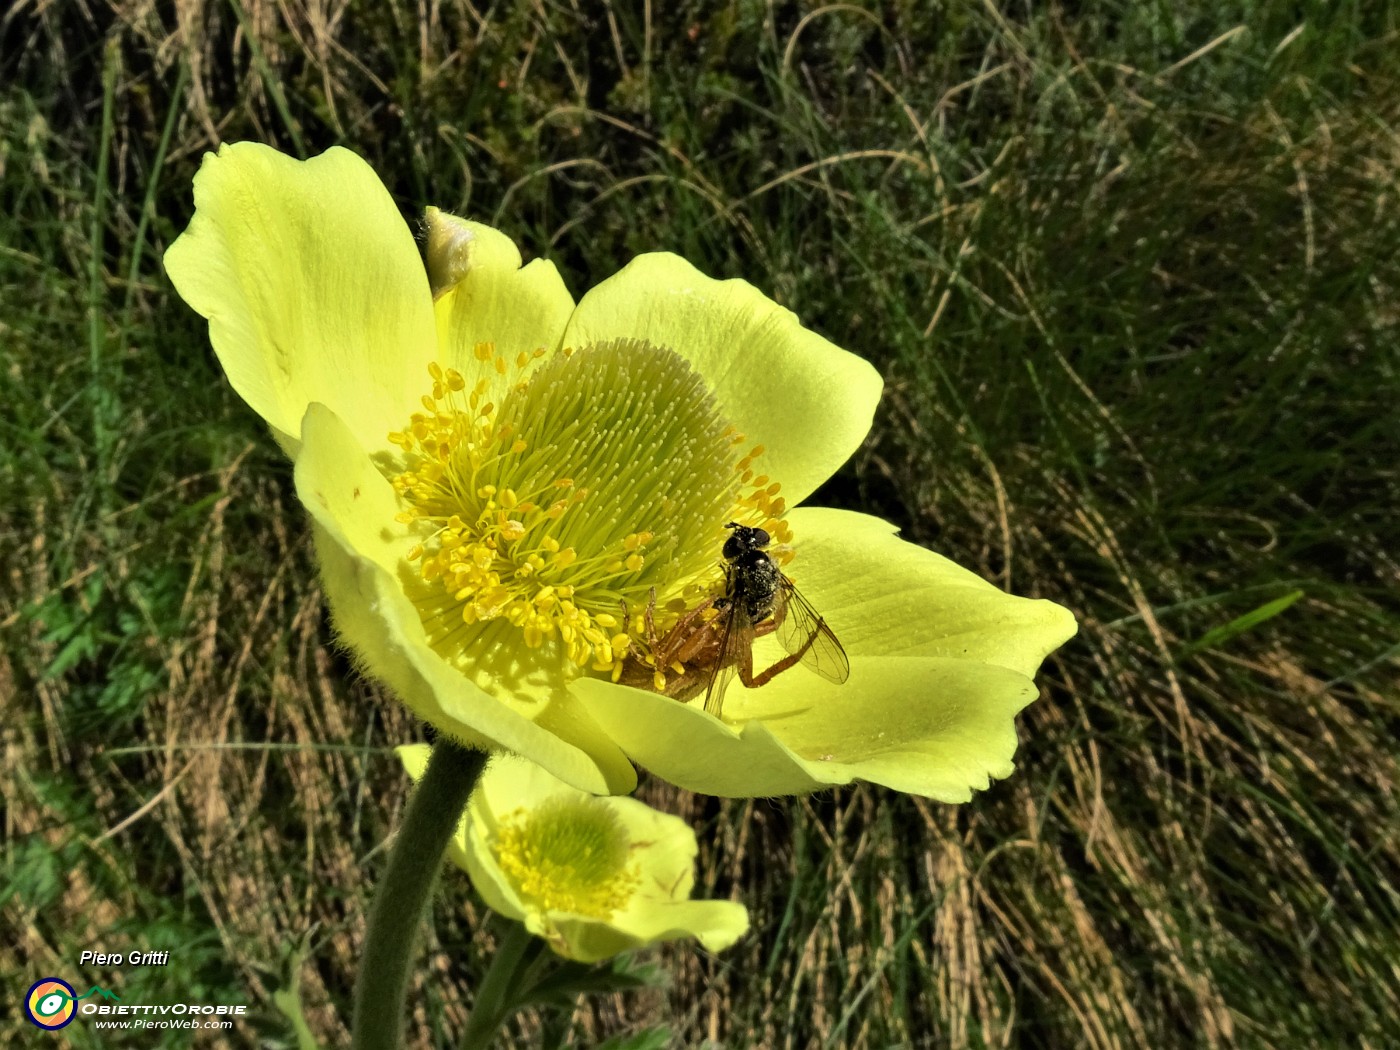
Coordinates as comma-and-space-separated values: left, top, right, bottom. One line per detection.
79, 950, 170, 966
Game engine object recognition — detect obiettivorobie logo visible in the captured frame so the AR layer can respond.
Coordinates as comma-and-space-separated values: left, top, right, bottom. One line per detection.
24, 978, 120, 1030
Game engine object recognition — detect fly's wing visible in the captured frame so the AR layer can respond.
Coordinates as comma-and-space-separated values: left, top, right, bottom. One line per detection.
772, 578, 851, 684
702, 603, 750, 718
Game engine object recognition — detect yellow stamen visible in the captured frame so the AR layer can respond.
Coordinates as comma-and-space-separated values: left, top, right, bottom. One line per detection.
386, 342, 801, 678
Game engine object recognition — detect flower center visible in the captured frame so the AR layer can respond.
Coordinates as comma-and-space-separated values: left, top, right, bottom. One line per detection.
492, 796, 637, 918
387, 339, 788, 676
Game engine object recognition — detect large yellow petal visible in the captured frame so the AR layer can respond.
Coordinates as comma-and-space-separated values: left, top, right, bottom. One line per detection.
164, 143, 436, 456
741, 657, 1036, 798
296, 403, 636, 795
780, 507, 1078, 677
559, 253, 882, 506
638, 506, 1075, 723
575, 655, 1037, 801
575, 677, 827, 797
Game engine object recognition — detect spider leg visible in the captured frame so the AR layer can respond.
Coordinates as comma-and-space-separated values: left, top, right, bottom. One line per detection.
643, 587, 660, 650
668, 596, 718, 665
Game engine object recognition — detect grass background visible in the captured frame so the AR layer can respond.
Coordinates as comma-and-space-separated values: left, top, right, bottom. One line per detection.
3, 1, 1398, 1047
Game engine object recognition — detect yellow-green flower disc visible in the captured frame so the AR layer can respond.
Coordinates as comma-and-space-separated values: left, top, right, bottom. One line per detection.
492, 797, 637, 919
398, 745, 748, 962
388, 337, 758, 677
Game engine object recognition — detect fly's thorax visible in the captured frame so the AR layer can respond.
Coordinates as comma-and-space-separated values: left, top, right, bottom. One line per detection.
731, 549, 781, 623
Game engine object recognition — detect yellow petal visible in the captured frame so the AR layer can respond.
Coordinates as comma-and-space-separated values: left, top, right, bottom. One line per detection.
545, 898, 749, 963
574, 677, 827, 796
424, 208, 532, 296
605, 899, 749, 954
740, 657, 1036, 799
428, 211, 575, 387
560, 253, 881, 505
297, 403, 636, 795
780, 507, 1078, 677
165, 143, 436, 456
395, 743, 433, 782
602, 794, 748, 952
395, 747, 537, 924
575, 655, 1038, 801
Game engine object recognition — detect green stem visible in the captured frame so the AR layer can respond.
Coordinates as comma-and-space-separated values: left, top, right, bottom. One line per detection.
352, 740, 488, 1050
459, 921, 535, 1050
88, 37, 118, 516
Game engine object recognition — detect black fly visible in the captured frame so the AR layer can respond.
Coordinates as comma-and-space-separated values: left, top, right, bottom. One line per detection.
701, 521, 850, 718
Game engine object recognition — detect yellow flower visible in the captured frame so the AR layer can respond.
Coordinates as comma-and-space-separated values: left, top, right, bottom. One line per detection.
166, 143, 1074, 802
397, 745, 747, 962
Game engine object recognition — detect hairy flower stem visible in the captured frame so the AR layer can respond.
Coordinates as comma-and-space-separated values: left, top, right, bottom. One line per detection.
352, 740, 488, 1050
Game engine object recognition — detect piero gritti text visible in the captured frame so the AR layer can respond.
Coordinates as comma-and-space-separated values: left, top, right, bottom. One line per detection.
80, 950, 171, 966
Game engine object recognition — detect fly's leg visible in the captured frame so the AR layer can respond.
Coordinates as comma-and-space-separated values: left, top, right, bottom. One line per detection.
739, 620, 819, 688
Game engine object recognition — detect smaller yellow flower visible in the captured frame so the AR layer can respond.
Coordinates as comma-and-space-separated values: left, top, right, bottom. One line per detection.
397, 745, 748, 962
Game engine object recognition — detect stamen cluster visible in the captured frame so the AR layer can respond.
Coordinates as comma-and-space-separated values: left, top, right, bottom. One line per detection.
492, 797, 638, 918
386, 339, 795, 684
389, 347, 633, 671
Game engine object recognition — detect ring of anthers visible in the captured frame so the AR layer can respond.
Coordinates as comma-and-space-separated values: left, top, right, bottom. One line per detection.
385, 338, 791, 686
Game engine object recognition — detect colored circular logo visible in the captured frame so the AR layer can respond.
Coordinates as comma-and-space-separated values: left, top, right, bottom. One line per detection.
25, 977, 77, 1030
